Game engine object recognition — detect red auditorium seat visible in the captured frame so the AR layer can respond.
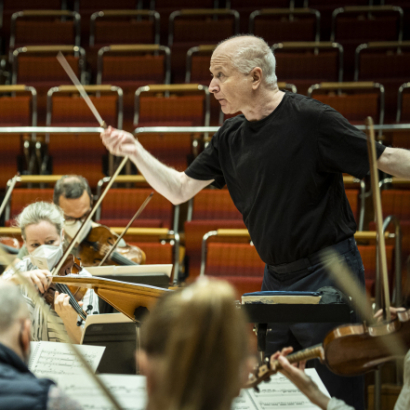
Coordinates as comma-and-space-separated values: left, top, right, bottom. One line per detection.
134, 84, 209, 127
168, 9, 239, 83
273, 42, 343, 95
12, 46, 85, 124
8, 10, 80, 56
358, 244, 395, 298
226, 0, 291, 33
184, 188, 246, 280
304, 0, 371, 41
371, 180, 410, 295
74, 0, 140, 46
249, 8, 320, 44
150, 0, 216, 45
133, 84, 210, 170
45, 85, 123, 187
355, 42, 410, 123
130, 241, 174, 266
1, 0, 63, 41
96, 188, 175, 229
331, 5, 404, 80
87, 9, 160, 79
97, 45, 170, 130
388, 83, 410, 150
5, 188, 54, 226
0, 85, 37, 186
204, 242, 265, 295
308, 82, 384, 126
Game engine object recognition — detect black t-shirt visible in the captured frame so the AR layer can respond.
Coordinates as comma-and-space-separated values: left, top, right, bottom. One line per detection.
185, 92, 386, 265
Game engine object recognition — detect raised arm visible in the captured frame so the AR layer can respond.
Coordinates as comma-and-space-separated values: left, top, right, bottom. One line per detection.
101, 127, 213, 205
377, 147, 410, 179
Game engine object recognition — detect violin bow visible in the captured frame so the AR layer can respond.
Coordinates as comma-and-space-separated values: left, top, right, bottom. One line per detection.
0, 246, 124, 410
0, 173, 19, 221
98, 192, 154, 266
53, 52, 131, 274
365, 117, 391, 322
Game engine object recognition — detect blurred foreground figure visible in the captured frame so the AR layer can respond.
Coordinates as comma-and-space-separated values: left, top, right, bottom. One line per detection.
138, 278, 252, 410
0, 282, 83, 409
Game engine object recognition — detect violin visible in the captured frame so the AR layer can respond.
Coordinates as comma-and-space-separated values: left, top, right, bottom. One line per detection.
0, 237, 20, 255
45, 254, 88, 321
78, 225, 145, 267
246, 308, 410, 389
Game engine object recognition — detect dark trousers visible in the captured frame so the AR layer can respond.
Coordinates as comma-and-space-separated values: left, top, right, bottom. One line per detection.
262, 237, 365, 410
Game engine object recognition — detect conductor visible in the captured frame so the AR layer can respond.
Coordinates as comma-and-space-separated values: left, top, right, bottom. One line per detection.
101, 35, 410, 409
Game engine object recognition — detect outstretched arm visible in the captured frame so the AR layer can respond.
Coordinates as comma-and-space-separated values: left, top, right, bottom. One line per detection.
101, 127, 213, 205
378, 147, 410, 178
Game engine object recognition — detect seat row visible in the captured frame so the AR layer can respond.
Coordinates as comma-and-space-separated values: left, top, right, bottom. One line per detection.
0, 174, 406, 299
0, 5, 409, 81
1, 86, 410, 187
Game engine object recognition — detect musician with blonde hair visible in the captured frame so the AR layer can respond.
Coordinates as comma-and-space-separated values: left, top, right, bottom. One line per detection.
2, 201, 98, 344
137, 277, 252, 410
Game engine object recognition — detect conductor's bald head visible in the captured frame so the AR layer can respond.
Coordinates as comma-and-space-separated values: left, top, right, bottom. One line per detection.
214, 35, 277, 89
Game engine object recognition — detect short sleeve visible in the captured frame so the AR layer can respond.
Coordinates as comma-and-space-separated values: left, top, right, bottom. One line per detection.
185, 132, 226, 188
317, 106, 385, 179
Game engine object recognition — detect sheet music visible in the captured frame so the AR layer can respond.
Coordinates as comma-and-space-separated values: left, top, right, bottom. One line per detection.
53, 374, 147, 410
29, 341, 105, 377
248, 369, 330, 410
232, 389, 263, 410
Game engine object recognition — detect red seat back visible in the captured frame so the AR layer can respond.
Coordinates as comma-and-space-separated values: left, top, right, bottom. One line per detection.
98, 188, 174, 229
7, 188, 54, 226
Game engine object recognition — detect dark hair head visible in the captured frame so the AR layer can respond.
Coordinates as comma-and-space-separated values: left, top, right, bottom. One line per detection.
53, 175, 92, 206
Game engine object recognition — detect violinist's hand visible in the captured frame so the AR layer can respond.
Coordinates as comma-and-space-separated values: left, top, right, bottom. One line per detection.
15, 269, 52, 293
54, 291, 83, 343
374, 306, 405, 322
270, 346, 306, 372
54, 291, 81, 321
100, 126, 138, 157
271, 351, 329, 410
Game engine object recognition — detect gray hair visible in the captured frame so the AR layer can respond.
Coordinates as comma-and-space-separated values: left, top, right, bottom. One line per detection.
53, 175, 92, 206
16, 201, 64, 240
219, 35, 277, 89
0, 283, 29, 333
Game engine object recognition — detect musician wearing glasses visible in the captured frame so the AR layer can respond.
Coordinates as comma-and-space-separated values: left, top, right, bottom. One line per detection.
2, 202, 98, 344
16, 175, 145, 266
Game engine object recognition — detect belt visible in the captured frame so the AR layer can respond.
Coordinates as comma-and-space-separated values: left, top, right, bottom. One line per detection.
267, 236, 355, 275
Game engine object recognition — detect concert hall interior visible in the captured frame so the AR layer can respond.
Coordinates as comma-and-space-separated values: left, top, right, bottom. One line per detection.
1, 1, 410, 410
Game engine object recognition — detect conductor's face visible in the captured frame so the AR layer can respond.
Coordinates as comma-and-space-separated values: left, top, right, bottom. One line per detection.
209, 46, 253, 115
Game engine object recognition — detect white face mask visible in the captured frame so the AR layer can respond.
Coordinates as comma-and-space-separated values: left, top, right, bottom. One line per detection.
29, 243, 64, 271
63, 220, 92, 244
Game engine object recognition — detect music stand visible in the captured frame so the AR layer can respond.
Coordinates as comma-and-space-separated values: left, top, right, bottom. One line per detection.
241, 303, 351, 361
81, 313, 138, 374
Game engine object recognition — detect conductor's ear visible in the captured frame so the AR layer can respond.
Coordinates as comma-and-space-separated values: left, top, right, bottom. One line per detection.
251, 67, 262, 89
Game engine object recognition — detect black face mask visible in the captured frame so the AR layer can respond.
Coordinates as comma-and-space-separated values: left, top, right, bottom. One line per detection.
18, 320, 30, 366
